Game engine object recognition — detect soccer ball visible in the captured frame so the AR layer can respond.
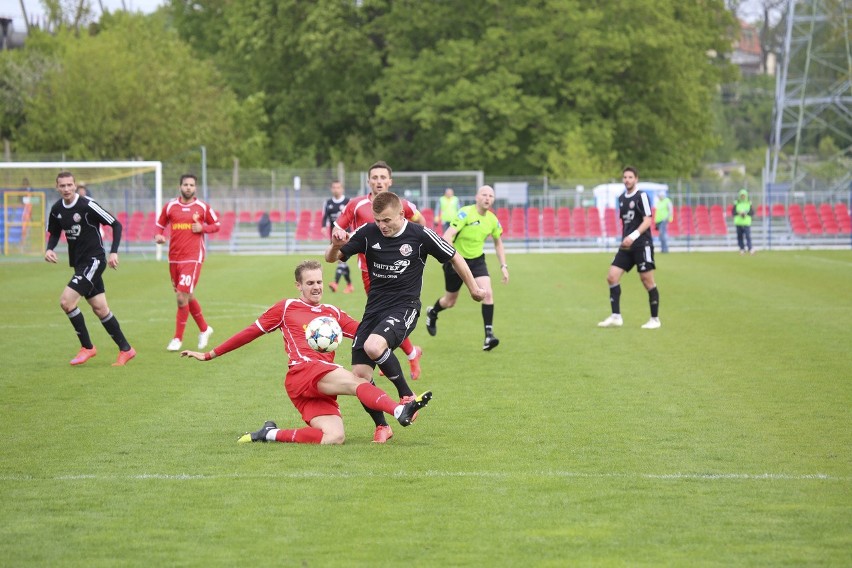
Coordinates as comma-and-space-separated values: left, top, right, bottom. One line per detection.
305, 316, 343, 353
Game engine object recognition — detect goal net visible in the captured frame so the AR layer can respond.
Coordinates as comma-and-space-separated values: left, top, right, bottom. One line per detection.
0, 161, 163, 258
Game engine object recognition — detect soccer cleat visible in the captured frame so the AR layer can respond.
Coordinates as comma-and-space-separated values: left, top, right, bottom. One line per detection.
238, 420, 278, 443
409, 346, 423, 380
424, 307, 437, 336
198, 326, 214, 350
344, 283, 354, 294
397, 391, 432, 427
641, 318, 661, 330
597, 315, 623, 328
372, 425, 393, 444
112, 347, 137, 366
482, 336, 500, 351
70, 346, 97, 366
329, 282, 338, 292
166, 338, 183, 351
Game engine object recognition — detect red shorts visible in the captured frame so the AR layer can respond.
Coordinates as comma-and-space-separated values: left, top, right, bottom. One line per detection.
169, 261, 203, 294
285, 360, 341, 424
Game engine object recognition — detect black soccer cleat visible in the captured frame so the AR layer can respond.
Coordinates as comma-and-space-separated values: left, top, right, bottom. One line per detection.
482, 336, 500, 351
425, 307, 437, 336
397, 391, 432, 427
238, 420, 278, 443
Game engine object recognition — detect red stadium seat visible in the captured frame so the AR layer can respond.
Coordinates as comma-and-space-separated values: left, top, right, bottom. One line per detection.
542, 207, 556, 237
556, 207, 571, 237
526, 207, 541, 238
586, 207, 602, 237
603, 208, 618, 237
571, 207, 586, 237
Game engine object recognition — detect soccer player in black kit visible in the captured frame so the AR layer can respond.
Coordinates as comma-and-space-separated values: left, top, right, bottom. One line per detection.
326, 191, 485, 442
597, 166, 661, 329
321, 180, 353, 293
44, 171, 137, 365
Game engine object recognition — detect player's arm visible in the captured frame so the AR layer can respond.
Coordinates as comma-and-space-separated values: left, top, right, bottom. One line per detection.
493, 236, 509, 284
202, 208, 221, 234
449, 252, 486, 302
44, 214, 61, 263
622, 215, 653, 248
181, 324, 265, 361
154, 207, 168, 244
442, 225, 459, 242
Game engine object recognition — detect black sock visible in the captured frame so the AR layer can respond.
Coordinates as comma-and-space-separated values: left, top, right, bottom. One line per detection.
482, 304, 494, 336
648, 287, 659, 318
100, 312, 131, 351
609, 284, 621, 314
68, 308, 93, 349
432, 299, 445, 314
375, 349, 413, 397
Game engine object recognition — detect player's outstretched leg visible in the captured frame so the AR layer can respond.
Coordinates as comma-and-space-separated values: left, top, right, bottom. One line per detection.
238, 420, 278, 443
396, 391, 432, 427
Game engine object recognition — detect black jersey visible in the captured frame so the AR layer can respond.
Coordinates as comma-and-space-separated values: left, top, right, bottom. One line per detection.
46, 195, 122, 266
322, 196, 350, 228
339, 220, 455, 315
618, 189, 653, 247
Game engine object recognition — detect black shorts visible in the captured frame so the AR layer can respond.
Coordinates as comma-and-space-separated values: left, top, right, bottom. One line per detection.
611, 243, 656, 273
68, 256, 107, 298
443, 254, 489, 293
351, 306, 419, 367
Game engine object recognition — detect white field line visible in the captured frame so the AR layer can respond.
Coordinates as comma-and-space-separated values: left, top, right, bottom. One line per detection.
0, 471, 847, 482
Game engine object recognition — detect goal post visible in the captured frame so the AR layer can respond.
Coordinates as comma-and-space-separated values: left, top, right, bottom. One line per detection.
0, 161, 163, 259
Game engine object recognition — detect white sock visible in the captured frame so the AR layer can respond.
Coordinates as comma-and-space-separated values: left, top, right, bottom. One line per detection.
265, 429, 279, 441
392, 405, 403, 419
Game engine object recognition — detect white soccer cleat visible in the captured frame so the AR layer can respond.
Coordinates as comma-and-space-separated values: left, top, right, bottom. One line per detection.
641, 318, 661, 329
198, 327, 214, 350
597, 315, 623, 328
166, 338, 183, 351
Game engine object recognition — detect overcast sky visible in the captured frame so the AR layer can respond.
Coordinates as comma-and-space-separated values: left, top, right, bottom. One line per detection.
0, 0, 165, 28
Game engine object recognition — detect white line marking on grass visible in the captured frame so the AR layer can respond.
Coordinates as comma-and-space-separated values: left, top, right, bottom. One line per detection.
1, 471, 848, 482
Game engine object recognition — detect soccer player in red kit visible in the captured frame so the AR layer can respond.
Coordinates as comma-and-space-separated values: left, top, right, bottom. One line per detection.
332, 161, 425, 380
180, 260, 431, 444
155, 174, 220, 352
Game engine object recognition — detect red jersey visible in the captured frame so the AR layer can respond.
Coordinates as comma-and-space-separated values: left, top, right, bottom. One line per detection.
156, 197, 220, 263
255, 298, 359, 367
333, 193, 421, 233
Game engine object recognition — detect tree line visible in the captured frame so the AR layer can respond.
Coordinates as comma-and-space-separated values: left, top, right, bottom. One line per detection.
3, 0, 771, 179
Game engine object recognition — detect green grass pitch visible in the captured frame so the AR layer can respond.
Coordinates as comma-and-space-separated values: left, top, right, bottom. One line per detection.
1, 250, 850, 566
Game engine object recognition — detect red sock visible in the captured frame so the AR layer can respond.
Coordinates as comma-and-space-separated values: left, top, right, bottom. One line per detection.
401, 337, 414, 357
275, 427, 323, 444
174, 305, 189, 339
188, 298, 209, 331
356, 382, 398, 415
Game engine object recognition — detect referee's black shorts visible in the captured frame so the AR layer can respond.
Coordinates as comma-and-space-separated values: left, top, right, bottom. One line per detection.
443, 254, 489, 292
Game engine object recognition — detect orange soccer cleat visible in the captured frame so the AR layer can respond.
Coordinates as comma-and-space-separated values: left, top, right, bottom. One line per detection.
70, 346, 97, 366
372, 425, 393, 444
112, 347, 137, 367
343, 283, 354, 294
328, 282, 338, 292
409, 346, 423, 380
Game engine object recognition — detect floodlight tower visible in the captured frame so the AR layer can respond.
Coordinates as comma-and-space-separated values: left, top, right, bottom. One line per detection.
768, 0, 852, 193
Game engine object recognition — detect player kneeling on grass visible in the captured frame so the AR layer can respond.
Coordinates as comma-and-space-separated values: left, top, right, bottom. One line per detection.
180, 260, 431, 445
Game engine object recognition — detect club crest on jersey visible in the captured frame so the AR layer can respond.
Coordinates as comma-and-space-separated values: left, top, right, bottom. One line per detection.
73, 213, 82, 222
629, 201, 635, 209
399, 244, 413, 256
